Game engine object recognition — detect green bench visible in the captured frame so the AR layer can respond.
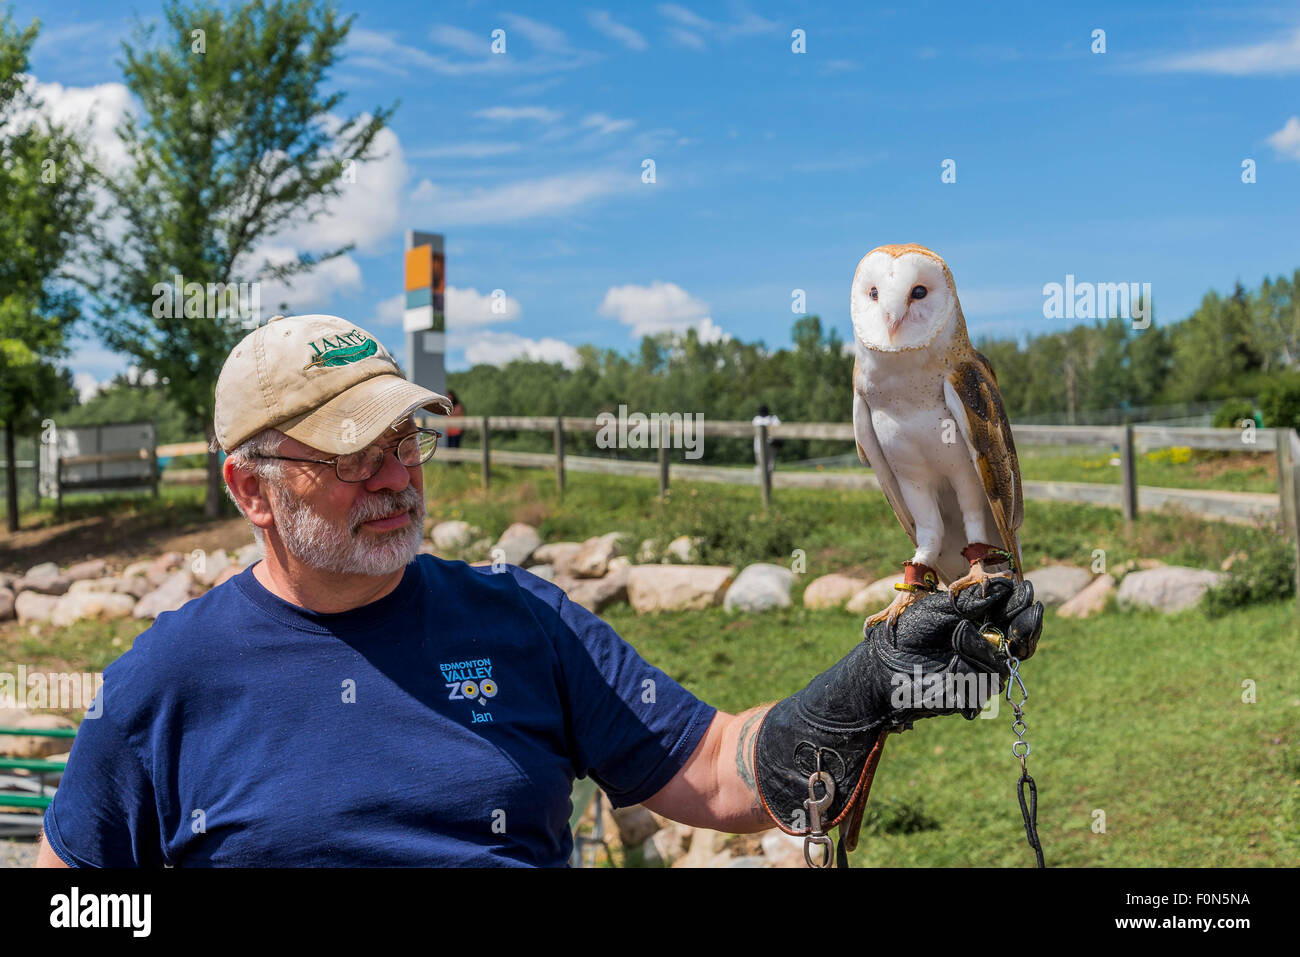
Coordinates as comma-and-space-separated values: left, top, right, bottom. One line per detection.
0, 727, 75, 835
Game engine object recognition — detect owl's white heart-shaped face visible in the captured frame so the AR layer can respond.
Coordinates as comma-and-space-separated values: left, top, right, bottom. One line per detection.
850, 249, 956, 352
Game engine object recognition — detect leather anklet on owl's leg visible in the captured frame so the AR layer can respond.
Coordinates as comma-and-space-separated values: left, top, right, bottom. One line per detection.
947, 543, 1015, 597
864, 560, 939, 629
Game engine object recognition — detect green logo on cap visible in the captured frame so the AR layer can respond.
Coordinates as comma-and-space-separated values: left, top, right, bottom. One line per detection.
304, 330, 379, 370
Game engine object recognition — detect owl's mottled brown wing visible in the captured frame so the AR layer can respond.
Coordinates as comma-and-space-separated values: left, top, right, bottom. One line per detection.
941, 350, 1024, 577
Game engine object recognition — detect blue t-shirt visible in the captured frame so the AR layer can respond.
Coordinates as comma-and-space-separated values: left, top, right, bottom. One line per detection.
43, 555, 716, 867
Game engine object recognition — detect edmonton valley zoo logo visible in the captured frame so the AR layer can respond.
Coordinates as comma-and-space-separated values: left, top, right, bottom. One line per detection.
440, 658, 498, 724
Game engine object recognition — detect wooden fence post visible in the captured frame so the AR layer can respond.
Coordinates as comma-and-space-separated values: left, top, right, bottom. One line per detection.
554, 417, 565, 496
757, 423, 772, 510
1120, 423, 1137, 522
1290, 430, 1300, 613
481, 416, 491, 490
658, 419, 669, 501
1277, 427, 1295, 537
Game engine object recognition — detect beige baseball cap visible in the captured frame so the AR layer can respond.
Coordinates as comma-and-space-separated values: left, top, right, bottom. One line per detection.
214, 314, 451, 455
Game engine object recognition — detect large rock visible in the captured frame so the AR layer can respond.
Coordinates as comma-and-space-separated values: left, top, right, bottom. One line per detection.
117, 575, 153, 599
666, 535, 700, 563
571, 532, 629, 579
68, 577, 123, 595
15, 591, 59, 624
0, 710, 76, 759
212, 565, 244, 587
431, 520, 475, 552
802, 573, 868, 609
528, 564, 555, 582
643, 823, 693, 867
1024, 565, 1093, 606
532, 542, 583, 575
133, 571, 195, 619
122, 560, 153, 580
559, 564, 631, 614
846, 574, 906, 614
234, 543, 262, 567
494, 523, 542, 566
52, 591, 136, 627
1117, 566, 1224, 613
723, 563, 794, 613
145, 552, 184, 587
1057, 574, 1116, 619
193, 549, 232, 586
14, 563, 71, 595
674, 828, 729, 868
65, 559, 108, 582
628, 565, 734, 613
0, 586, 13, 622
761, 830, 806, 868
610, 804, 660, 847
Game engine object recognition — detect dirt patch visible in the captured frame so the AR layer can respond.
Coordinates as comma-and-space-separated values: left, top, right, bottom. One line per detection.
0, 512, 254, 576
1190, 451, 1275, 483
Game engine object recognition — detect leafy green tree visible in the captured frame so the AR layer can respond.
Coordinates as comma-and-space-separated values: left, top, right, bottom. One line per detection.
0, 9, 93, 531
91, 0, 394, 517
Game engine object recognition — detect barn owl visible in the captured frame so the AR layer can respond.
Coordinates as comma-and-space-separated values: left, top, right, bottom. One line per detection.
849, 243, 1024, 627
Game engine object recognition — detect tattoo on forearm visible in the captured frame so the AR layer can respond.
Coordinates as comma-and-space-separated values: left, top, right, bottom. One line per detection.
735, 711, 764, 795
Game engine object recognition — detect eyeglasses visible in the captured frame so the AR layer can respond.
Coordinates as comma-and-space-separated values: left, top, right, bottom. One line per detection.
253, 428, 442, 483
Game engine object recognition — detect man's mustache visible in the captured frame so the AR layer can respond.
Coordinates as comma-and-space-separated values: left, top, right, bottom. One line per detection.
348, 486, 424, 533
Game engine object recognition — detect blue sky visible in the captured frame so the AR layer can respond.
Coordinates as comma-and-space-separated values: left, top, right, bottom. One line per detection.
16, 0, 1300, 396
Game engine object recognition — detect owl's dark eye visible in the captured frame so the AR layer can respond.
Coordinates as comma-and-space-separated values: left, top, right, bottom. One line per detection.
911, 285, 927, 300
869, 287, 879, 301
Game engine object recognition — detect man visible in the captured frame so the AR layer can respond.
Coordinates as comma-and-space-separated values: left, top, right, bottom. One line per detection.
37, 314, 1042, 867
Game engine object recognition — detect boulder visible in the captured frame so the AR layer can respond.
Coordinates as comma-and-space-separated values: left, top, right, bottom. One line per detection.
14, 564, 71, 595
846, 574, 906, 614
571, 532, 629, 579
234, 543, 262, 567
1117, 566, 1224, 613
723, 563, 794, 613
212, 565, 244, 587
122, 560, 153, 580
673, 828, 730, 868
666, 535, 700, 563
761, 830, 806, 868
607, 556, 631, 575
802, 573, 869, 609
65, 559, 108, 582
1057, 574, 1116, 619
133, 571, 195, 619
532, 542, 583, 575
628, 565, 734, 613
642, 823, 693, 867
1024, 565, 1093, 606
0, 572, 12, 590
528, 564, 555, 582
636, 539, 660, 564
117, 575, 153, 599
560, 564, 631, 614
193, 549, 231, 586
68, 577, 123, 595
494, 523, 542, 566
15, 591, 59, 624
0, 710, 76, 759
610, 804, 660, 847
431, 520, 475, 552
146, 552, 184, 587
0, 586, 13, 621
51, 591, 136, 627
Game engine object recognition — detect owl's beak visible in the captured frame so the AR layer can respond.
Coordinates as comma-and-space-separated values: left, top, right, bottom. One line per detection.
886, 313, 905, 342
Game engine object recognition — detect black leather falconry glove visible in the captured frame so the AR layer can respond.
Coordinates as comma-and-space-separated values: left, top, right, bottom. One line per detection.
753, 578, 1043, 867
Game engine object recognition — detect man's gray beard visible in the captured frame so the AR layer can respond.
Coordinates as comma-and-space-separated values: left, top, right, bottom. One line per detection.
269, 483, 425, 577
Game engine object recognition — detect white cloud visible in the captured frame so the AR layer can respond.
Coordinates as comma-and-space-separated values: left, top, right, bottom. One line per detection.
369, 286, 522, 329
407, 141, 521, 159
409, 169, 635, 225
254, 246, 365, 315
369, 293, 405, 327
73, 372, 104, 403
1145, 28, 1300, 75
25, 79, 133, 172
582, 112, 635, 135
658, 3, 778, 49
1267, 116, 1300, 160
501, 14, 573, 54
588, 11, 648, 51
455, 330, 580, 368
430, 24, 490, 57
598, 280, 728, 341
349, 26, 599, 78
475, 105, 562, 123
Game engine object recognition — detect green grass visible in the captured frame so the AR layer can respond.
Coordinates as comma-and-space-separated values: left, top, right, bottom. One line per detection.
1016, 445, 1278, 494
600, 600, 1300, 867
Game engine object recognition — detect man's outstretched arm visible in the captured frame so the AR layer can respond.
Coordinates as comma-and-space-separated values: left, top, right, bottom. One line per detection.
642, 704, 776, 833
34, 827, 70, 867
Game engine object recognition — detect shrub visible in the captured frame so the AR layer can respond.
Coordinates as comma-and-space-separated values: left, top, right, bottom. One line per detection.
1212, 399, 1256, 429
1203, 534, 1295, 617
1259, 375, 1300, 431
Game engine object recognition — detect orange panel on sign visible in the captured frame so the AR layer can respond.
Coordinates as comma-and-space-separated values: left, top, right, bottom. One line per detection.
405, 246, 432, 291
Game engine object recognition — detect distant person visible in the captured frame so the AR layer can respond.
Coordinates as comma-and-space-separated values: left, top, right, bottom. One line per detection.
752, 403, 781, 475
445, 390, 464, 449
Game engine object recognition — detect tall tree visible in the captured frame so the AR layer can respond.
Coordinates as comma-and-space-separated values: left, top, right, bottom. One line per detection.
0, 10, 92, 531
92, 0, 394, 517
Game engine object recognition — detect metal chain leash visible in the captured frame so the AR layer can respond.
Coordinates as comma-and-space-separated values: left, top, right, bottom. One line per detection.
1004, 653, 1045, 868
